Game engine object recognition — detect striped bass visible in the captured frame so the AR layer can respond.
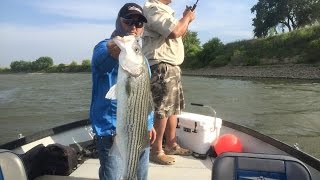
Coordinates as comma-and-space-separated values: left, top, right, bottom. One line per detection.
106, 35, 152, 180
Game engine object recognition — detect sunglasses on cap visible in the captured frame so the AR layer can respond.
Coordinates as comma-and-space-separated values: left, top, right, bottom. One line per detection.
121, 18, 144, 28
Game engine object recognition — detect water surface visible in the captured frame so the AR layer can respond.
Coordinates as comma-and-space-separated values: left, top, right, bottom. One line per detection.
0, 73, 319, 159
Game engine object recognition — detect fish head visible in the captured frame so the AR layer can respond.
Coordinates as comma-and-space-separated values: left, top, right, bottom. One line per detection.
113, 36, 145, 76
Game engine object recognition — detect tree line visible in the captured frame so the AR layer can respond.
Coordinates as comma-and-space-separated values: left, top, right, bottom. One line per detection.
1, 25, 319, 73
0, 57, 91, 73
182, 0, 320, 68
182, 25, 320, 69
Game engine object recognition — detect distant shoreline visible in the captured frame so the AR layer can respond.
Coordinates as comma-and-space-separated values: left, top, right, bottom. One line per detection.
2, 64, 320, 80
182, 64, 320, 80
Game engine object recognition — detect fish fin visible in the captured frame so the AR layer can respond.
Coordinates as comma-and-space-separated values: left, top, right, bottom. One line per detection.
105, 84, 117, 100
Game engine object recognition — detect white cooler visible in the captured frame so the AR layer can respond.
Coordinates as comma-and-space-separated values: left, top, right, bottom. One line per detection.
176, 112, 222, 155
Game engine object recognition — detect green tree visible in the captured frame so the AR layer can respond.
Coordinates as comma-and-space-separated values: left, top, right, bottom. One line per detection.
56, 63, 66, 72
182, 31, 202, 68
313, 1, 320, 21
0, 67, 10, 73
81, 59, 91, 66
303, 38, 320, 63
69, 61, 79, 72
251, 0, 320, 37
32, 56, 53, 71
81, 59, 91, 72
69, 61, 78, 66
10, 60, 32, 72
199, 38, 224, 67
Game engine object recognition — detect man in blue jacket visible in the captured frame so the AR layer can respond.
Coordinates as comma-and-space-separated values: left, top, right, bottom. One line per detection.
90, 3, 156, 180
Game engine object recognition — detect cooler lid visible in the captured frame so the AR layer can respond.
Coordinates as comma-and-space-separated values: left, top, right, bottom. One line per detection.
177, 112, 222, 129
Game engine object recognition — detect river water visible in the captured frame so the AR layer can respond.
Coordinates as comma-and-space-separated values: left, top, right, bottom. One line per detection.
0, 73, 319, 159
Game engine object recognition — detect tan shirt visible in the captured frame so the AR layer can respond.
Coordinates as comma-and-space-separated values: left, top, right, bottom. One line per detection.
142, 0, 184, 66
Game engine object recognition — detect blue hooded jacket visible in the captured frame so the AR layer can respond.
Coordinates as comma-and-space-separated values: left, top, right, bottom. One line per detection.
89, 39, 153, 137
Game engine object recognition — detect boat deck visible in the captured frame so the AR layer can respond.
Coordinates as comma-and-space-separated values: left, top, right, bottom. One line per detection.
69, 155, 213, 180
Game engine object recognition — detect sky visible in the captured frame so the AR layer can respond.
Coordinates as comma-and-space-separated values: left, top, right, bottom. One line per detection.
0, 0, 258, 68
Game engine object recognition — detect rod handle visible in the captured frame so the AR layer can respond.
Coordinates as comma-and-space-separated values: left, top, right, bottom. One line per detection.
190, 103, 204, 107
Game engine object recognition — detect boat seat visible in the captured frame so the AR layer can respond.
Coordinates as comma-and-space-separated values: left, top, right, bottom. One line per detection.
35, 175, 98, 180
212, 152, 312, 180
0, 149, 28, 180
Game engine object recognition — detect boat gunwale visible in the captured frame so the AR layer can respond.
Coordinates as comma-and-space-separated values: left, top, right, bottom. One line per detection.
222, 119, 320, 171
0, 119, 90, 150
0, 117, 319, 171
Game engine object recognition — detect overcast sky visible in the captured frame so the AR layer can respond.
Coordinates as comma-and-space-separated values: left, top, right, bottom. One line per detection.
0, 0, 258, 67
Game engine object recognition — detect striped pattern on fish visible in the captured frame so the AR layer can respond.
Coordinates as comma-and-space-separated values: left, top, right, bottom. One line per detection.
107, 35, 152, 180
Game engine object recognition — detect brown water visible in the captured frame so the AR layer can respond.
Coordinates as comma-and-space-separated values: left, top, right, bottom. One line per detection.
0, 73, 319, 159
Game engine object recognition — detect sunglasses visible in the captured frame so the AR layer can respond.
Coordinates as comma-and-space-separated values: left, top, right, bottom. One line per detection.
121, 18, 144, 28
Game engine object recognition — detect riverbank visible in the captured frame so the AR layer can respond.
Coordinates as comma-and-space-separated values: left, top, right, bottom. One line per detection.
182, 64, 320, 80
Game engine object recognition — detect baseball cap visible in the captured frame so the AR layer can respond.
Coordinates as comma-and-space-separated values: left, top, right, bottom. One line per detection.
118, 3, 147, 23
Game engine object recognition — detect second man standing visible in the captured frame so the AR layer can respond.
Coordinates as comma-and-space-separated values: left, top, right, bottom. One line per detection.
142, 0, 196, 165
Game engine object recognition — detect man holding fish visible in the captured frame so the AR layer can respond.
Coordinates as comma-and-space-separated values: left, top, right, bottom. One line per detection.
90, 3, 156, 180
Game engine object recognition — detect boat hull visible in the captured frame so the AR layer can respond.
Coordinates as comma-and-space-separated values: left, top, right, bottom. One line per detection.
0, 114, 319, 179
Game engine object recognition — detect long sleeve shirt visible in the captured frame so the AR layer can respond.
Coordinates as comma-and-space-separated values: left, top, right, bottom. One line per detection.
90, 39, 153, 137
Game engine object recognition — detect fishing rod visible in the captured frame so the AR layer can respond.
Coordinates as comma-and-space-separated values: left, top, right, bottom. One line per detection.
188, 0, 199, 11
190, 103, 216, 118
